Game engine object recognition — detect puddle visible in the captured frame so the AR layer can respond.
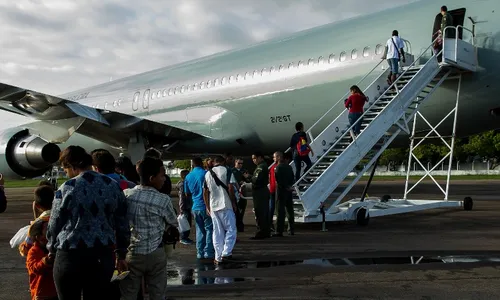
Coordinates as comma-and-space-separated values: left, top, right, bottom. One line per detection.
167, 261, 259, 286
167, 255, 500, 286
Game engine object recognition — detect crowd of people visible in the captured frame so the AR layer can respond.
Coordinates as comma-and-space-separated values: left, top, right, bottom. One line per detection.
16, 140, 301, 300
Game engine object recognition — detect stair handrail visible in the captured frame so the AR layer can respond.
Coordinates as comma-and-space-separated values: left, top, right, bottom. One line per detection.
305, 58, 386, 143
293, 33, 447, 189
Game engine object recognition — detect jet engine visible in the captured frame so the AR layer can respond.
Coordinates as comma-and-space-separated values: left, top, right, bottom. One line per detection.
0, 129, 61, 179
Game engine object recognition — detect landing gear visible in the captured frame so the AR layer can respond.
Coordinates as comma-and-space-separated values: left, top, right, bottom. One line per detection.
463, 196, 473, 211
356, 208, 370, 226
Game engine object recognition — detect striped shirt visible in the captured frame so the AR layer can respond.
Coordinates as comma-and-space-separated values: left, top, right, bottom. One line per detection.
124, 185, 178, 255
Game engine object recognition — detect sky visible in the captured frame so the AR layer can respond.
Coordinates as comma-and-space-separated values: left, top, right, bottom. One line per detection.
0, 0, 416, 95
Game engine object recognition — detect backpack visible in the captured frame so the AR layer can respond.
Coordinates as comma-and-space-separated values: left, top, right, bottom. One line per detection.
296, 135, 311, 157
118, 180, 129, 191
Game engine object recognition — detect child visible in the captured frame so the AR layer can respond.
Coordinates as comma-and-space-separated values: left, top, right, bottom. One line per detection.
178, 169, 194, 245
19, 185, 55, 257
26, 217, 58, 300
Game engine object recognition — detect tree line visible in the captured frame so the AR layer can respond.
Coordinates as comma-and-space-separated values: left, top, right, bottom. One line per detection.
171, 130, 500, 172
379, 130, 500, 170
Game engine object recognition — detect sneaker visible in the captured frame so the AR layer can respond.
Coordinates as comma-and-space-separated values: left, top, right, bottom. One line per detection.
180, 238, 194, 245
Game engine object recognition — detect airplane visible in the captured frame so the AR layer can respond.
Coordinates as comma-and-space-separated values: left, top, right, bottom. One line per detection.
1, 0, 499, 180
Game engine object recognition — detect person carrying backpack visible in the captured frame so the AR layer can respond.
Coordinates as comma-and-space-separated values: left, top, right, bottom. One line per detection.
289, 122, 314, 182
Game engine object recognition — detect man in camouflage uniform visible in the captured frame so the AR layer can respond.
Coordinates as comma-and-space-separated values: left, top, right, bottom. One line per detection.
245, 151, 270, 239
440, 6, 454, 38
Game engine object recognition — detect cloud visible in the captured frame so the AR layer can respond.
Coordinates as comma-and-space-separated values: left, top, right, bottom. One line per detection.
0, 0, 416, 95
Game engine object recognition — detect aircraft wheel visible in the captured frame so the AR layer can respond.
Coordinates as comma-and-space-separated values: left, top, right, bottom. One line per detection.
356, 208, 369, 226
381, 194, 391, 202
464, 197, 473, 211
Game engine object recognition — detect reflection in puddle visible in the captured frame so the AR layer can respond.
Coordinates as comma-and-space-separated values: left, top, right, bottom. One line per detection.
167, 261, 258, 286
167, 255, 500, 286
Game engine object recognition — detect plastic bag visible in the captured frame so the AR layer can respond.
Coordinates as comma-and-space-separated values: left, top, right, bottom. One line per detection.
177, 214, 190, 233
10, 225, 30, 248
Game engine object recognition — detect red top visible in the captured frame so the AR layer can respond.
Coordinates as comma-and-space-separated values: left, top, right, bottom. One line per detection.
269, 164, 277, 193
345, 94, 366, 113
26, 243, 57, 300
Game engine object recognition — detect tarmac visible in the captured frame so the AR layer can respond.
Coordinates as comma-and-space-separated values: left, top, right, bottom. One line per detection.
2, 179, 500, 299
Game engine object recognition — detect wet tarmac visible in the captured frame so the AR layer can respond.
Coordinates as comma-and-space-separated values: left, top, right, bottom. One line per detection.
3, 180, 500, 299
167, 254, 500, 286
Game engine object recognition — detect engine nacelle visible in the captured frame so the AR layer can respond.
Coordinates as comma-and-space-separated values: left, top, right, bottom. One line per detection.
0, 129, 61, 179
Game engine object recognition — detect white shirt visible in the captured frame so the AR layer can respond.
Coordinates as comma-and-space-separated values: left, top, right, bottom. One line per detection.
204, 165, 237, 212
385, 36, 404, 59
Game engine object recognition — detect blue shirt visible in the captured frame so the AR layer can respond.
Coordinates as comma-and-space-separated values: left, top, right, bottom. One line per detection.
184, 167, 207, 211
46, 170, 131, 259
105, 173, 136, 189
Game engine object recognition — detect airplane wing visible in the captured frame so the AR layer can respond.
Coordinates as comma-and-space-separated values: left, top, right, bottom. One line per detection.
0, 82, 199, 148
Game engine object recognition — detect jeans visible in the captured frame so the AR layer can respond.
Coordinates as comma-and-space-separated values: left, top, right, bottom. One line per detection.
193, 210, 215, 259
53, 246, 115, 300
293, 154, 313, 182
348, 112, 363, 135
269, 192, 276, 228
119, 248, 167, 300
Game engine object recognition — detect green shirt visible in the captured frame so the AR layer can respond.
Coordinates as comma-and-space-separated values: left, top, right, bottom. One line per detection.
441, 12, 453, 37
275, 163, 295, 190
252, 162, 268, 189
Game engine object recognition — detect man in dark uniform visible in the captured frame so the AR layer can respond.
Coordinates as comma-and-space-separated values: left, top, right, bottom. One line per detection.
245, 151, 270, 239
440, 6, 454, 38
273, 151, 295, 237
232, 157, 251, 232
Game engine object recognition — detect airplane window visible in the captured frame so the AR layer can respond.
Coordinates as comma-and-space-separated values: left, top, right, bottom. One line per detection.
143, 89, 150, 109
187, 84, 192, 91
133, 92, 139, 111
375, 44, 383, 55
214, 79, 219, 87
193, 83, 198, 90
308, 58, 315, 66
163, 89, 167, 97
229, 75, 235, 83
118, 99, 121, 106
207, 80, 212, 88
288, 62, 295, 69
237, 74, 243, 81
168, 88, 173, 96
200, 82, 205, 89
270, 66, 276, 74
174, 87, 179, 94
181, 85, 186, 93
253, 70, 258, 77
113, 101, 117, 107
222, 77, 227, 85
340, 51, 346, 61
328, 54, 335, 64
351, 49, 358, 60
104, 103, 108, 109
151, 92, 155, 100
245, 72, 250, 79
318, 56, 324, 64
298, 61, 304, 68
363, 47, 370, 57
157, 90, 161, 98
278, 64, 284, 72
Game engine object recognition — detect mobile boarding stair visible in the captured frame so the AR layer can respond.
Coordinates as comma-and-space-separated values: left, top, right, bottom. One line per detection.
290, 26, 477, 225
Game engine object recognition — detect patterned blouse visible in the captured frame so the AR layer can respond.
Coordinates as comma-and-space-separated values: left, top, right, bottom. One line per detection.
47, 170, 130, 259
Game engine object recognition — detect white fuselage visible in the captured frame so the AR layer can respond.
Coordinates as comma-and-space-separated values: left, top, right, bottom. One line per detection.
2, 0, 500, 159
